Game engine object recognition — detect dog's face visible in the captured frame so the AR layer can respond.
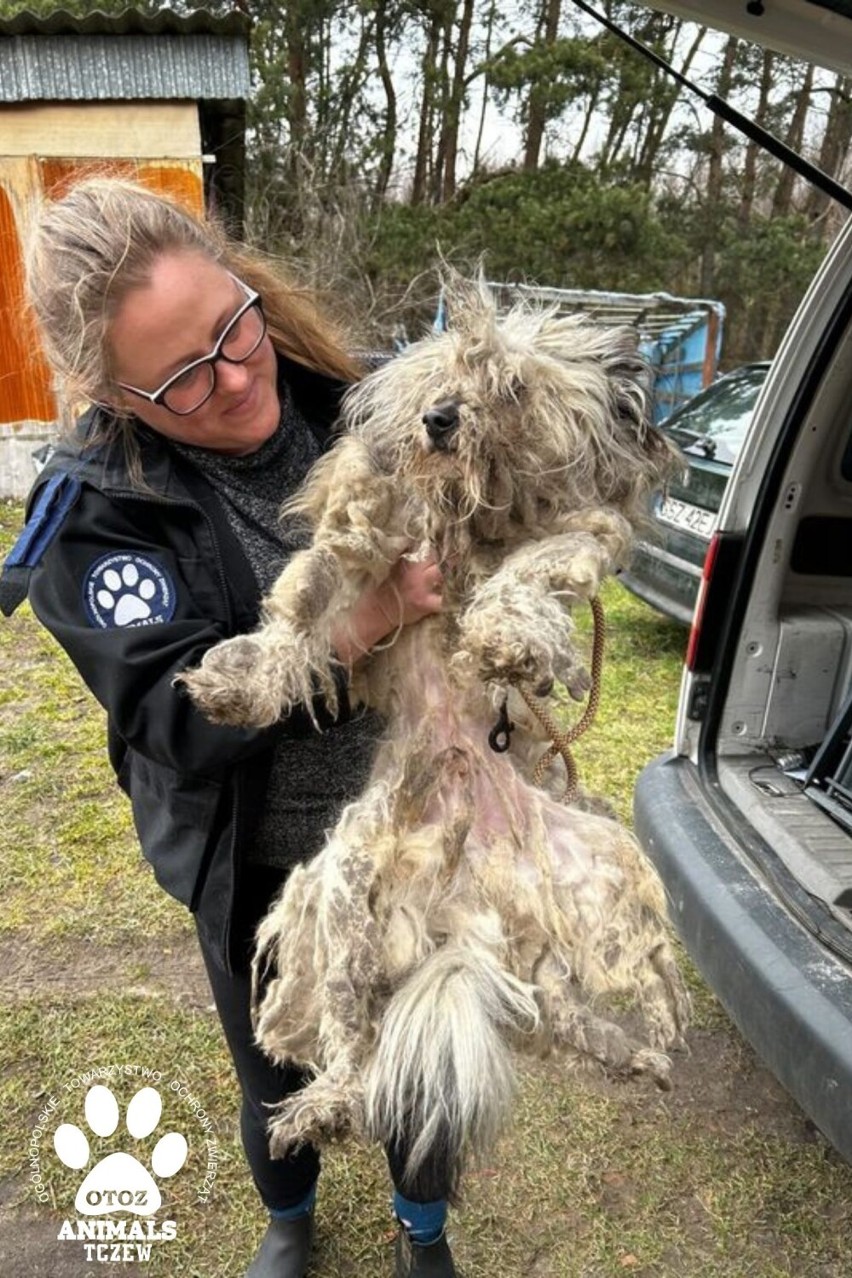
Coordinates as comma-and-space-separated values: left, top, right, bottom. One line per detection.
344, 276, 681, 536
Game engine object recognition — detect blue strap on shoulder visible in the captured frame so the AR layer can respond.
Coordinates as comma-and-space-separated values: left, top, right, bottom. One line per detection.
0, 471, 81, 616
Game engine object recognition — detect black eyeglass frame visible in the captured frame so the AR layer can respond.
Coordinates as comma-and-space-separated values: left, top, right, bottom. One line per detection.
116, 277, 267, 417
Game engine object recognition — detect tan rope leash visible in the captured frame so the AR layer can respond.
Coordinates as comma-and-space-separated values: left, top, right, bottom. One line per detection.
517, 595, 606, 801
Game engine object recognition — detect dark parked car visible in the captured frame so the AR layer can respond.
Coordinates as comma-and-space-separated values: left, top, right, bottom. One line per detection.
620, 363, 770, 625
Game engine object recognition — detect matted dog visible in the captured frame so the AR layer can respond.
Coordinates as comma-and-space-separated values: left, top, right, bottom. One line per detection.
181, 274, 690, 1197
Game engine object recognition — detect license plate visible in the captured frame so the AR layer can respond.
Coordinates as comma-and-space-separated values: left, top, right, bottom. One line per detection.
656, 495, 716, 539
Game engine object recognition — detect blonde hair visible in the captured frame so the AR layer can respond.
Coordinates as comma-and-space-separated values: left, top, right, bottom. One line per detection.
24, 177, 363, 469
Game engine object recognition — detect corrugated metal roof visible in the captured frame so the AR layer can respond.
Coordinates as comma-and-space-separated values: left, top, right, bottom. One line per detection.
0, 8, 250, 38
0, 9, 251, 103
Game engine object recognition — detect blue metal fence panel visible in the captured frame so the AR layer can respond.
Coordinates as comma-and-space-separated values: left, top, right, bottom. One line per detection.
484, 283, 726, 424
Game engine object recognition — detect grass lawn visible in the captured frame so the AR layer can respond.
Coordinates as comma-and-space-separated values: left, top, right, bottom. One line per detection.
2, 497, 852, 1277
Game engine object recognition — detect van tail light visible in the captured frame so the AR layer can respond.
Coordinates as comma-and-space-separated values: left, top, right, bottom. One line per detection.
685, 531, 743, 674
686, 533, 720, 673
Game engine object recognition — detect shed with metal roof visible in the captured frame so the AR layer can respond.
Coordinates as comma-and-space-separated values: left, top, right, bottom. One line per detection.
0, 7, 251, 497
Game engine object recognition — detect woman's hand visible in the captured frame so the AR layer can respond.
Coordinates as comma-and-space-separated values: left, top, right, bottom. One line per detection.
331, 553, 444, 665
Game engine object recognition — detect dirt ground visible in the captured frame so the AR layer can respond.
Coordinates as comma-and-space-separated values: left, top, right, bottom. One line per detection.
0, 933, 212, 1010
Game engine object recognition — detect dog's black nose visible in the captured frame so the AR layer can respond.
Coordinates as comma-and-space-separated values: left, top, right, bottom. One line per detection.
423, 400, 460, 445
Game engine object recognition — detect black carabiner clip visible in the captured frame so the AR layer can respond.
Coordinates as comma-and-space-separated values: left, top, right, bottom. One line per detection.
488, 698, 514, 753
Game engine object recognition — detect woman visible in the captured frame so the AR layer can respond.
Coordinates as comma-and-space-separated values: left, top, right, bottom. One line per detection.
4, 178, 456, 1278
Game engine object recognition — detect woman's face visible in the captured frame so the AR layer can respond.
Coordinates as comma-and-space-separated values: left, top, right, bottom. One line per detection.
108, 251, 280, 455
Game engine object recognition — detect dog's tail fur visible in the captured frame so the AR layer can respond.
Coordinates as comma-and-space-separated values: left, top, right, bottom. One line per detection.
364, 943, 539, 1200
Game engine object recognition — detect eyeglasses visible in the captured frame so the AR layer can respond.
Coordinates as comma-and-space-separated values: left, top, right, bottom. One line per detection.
117, 277, 268, 416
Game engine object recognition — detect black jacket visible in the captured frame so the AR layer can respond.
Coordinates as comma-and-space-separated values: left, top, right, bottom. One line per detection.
0, 357, 351, 970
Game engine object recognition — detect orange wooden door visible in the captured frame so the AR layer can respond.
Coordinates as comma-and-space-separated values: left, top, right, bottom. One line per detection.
0, 158, 204, 427
0, 181, 55, 424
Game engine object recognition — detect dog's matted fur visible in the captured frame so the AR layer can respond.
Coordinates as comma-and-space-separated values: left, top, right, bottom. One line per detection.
181, 274, 690, 1198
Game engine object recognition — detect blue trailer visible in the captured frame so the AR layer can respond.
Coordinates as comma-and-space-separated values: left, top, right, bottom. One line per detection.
479, 283, 726, 424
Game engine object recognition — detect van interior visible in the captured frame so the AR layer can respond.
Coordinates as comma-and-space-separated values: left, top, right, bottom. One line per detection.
706, 282, 852, 953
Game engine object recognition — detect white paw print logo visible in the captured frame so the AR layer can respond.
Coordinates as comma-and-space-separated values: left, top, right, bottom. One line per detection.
84, 552, 176, 629
53, 1085, 187, 1216
96, 562, 157, 626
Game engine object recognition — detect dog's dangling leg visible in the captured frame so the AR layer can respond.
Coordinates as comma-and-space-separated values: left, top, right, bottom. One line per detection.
177, 541, 352, 728
593, 828, 691, 1052
635, 941, 691, 1054
266, 832, 385, 1156
179, 434, 412, 729
536, 954, 673, 1088
455, 529, 621, 699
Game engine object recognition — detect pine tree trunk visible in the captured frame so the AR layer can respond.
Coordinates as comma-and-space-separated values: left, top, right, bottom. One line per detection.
286, 5, 308, 184
523, 0, 562, 171
438, 0, 475, 201
700, 35, 738, 297
411, 12, 442, 205
771, 63, 815, 218
739, 50, 775, 227
374, 3, 398, 201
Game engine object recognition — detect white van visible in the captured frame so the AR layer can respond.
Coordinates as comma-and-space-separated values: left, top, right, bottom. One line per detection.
629, 1, 852, 1162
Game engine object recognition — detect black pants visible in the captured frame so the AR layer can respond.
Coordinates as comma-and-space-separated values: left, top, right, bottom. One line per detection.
196, 864, 452, 1211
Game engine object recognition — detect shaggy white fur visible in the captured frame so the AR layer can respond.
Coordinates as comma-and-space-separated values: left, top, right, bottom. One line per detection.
180, 274, 690, 1198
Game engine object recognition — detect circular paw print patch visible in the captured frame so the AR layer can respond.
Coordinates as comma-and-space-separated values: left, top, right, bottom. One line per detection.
84, 552, 176, 628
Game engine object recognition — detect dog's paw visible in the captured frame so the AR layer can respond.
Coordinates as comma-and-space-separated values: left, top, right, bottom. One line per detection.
458, 619, 557, 691
476, 639, 555, 690
557, 509, 633, 569
626, 1046, 673, 1091
178, 635, 285, 728
458, 584, 590, 698
463, 627, 590, 703
554, 649, 592, 703
268, 1075, 363, 1155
